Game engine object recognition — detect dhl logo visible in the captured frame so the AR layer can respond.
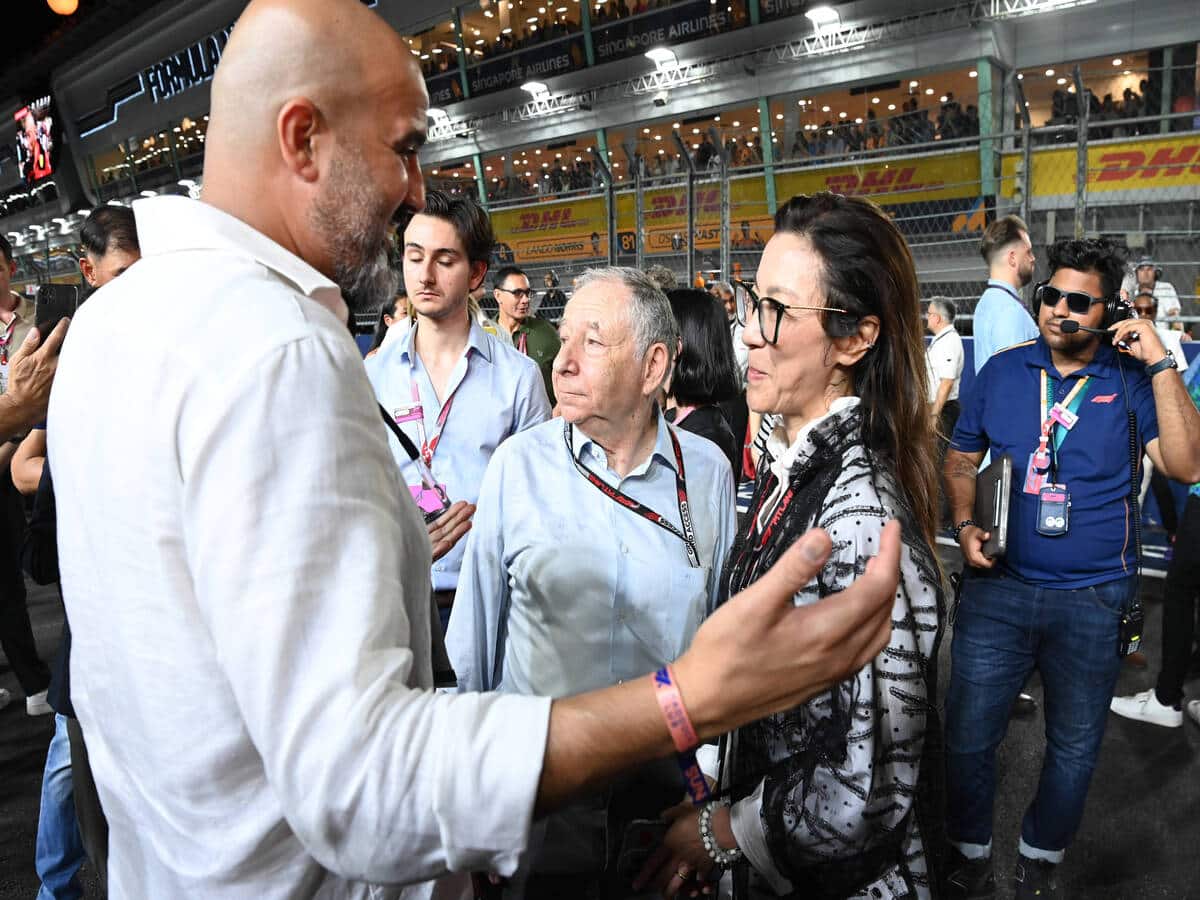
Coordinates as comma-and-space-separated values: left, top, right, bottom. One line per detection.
516, 208, 580, 232
647, 190, 722, 219
824, 166, 945, 196
1095, 144, 1200, 182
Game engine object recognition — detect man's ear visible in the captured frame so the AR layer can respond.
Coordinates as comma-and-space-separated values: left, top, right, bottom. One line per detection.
642, 341, 670, 397
830, 315, 881, 368
277, 97, 323, 183
469, 261, 489, 293
79, 257, 97, 287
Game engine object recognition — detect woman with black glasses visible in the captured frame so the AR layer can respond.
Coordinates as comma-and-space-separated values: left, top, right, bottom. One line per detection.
639, 193, 945, 900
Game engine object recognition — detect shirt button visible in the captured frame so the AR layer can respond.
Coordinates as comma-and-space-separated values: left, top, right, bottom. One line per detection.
434, 564, 444, 572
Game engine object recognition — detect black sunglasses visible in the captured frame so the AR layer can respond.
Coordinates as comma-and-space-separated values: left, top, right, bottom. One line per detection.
1034, 282, 1108, 316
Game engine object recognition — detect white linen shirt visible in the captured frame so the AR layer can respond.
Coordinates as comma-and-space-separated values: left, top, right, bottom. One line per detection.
925, 325, 965, 403
48, 196, 551, 899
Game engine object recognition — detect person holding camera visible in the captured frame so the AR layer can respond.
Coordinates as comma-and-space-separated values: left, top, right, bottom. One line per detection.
942, 238, 1200, 900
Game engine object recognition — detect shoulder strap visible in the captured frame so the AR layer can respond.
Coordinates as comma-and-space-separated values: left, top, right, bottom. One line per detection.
378, 403, 423, 462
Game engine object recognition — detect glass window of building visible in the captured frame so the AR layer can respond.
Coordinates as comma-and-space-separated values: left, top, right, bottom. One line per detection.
481, 135, 600, 203
423, 158, 479, 197
459, 0, 586, 98
1012, 52, 1156, 136
590, 0, 749, 65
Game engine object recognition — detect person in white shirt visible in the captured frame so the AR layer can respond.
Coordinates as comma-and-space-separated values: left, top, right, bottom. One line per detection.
926, 297, 965, 526
925, 297, 965, 430
44, 1, 905, 897
1122, 256, 1182, 328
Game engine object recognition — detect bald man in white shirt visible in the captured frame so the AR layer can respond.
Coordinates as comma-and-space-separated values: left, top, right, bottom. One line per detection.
47, 1, 902, 897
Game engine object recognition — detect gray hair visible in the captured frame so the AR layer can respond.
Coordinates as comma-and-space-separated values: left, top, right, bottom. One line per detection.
574, 267, 679, 365
928, 296, 956, 324
712, 280, 733, 297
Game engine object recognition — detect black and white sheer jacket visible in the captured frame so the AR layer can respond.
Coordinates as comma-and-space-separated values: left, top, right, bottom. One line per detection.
717, 399, 944, 900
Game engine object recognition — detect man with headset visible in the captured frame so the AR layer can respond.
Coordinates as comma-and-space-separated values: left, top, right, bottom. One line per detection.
940, 238, 1200, 900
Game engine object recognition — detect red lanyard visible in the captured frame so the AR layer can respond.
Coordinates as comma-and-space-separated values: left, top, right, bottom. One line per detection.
516, 331, 528, 355
564, 422, 701, 568
410, 380, 457, 469
0, 318, 16, 366
726, 470, 799, 589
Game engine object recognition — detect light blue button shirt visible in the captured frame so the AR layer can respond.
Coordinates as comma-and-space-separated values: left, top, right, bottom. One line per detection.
364, 320, 550, 591
973, 278, 1039, 373
448, 412, 737, 697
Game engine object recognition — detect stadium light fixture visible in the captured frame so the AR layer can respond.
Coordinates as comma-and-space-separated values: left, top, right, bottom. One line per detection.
804, 5, 840, 30
645, 47, 678, 70
522, 81, 550, 98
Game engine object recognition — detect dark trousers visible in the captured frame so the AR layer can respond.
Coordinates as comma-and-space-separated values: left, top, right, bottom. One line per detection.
0, 467, 50, 695
936, 400, 961, 527
1155, 495, 1200, 707
66, 717, 108, 888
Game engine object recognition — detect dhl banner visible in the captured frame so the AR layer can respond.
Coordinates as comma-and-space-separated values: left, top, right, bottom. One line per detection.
1001, 134, 1200, 207
491, 150, 982, 264
774, 149, 981, 206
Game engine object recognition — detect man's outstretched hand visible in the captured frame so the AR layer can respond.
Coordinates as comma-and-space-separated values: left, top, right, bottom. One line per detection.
675, 521, 900, 738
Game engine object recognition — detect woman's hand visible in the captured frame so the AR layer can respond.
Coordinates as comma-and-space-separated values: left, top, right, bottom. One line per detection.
428, 501, 475, 562
634, 801, 732, 898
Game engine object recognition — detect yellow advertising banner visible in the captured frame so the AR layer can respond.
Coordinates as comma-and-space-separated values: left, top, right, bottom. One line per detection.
490, 149, 981, 263
775, 149, 981, 205
488, 196, 610, 264
1001, 134, 1200, 198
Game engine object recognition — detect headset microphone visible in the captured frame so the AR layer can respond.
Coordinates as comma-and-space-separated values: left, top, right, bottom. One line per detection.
1058, 320, 1109, 336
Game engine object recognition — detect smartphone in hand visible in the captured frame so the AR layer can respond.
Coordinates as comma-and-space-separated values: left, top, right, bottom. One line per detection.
34, 284, 79, 336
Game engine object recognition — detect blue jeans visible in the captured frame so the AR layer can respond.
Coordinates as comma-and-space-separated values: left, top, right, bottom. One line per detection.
945, 570, 1132, 864
36, 714, 85, 900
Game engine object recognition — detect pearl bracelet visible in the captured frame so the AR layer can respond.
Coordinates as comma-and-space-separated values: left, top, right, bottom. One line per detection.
698, 799, 744, 869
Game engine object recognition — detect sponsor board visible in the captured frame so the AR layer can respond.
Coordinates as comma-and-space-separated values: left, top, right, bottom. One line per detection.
467, 36, 586, 97
1001, 134, 1200, 206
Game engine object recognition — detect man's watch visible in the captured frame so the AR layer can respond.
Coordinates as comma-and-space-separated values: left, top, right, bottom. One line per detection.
1146, 350, 1178, 378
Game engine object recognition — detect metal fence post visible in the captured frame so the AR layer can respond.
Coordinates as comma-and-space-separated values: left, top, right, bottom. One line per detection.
634, 168, 644, 271
1012, 75, 1033, 225
711, 126, 730, 281
590, 147, 617, 266
1072, 64, 1088, 238
674, 133, 697, 286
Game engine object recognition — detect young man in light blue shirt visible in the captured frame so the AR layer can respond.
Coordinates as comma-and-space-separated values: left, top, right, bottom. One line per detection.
448, 268, 736, 893
973, 214, 1038, 373
365, 192, 550, 629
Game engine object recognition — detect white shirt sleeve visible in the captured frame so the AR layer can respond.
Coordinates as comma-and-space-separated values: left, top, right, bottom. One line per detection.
730, 781, 794, 895
181, 334, 551, 882
930, 337, 963, 384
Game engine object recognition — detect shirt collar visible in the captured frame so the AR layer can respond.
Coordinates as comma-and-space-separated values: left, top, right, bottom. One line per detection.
1026, 334, 1118, 379
765, 396, 861, 482
570, 408, 678, 477
931, 324, 955, 339
133, 196, 347, 322
398, 317, 493, 367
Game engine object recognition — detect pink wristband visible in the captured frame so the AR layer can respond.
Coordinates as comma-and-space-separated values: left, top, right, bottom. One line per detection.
653, 665, 699, 753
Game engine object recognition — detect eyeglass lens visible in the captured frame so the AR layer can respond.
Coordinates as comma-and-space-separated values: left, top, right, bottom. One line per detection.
1042, 285, 1097, 315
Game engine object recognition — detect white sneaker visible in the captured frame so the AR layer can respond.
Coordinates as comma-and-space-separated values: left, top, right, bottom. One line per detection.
1187, 699, 1200, 729
25, 690, 52, 717
1110, 688, 1182, 727
0, 687, 11, 711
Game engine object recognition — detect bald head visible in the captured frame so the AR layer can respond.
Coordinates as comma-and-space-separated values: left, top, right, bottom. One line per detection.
202, 0, 428, 313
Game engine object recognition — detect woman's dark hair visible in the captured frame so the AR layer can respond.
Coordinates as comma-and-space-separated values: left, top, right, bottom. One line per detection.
401, 189, 494, 266
1045, 236, 1128, 300
665, 288, 740, 408
773, 192, 937, 549
369, 291, 406, 352
80, 206, 140, 259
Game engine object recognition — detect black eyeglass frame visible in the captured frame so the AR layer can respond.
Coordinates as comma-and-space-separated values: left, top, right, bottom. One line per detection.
735, 281, 852, 346
495, 286, 535, 300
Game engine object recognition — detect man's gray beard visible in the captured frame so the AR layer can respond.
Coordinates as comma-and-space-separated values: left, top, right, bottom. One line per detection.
335, 245, 398, 316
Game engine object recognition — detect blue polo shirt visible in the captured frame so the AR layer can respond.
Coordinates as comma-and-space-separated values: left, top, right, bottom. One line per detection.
951, 337, 1159, 588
